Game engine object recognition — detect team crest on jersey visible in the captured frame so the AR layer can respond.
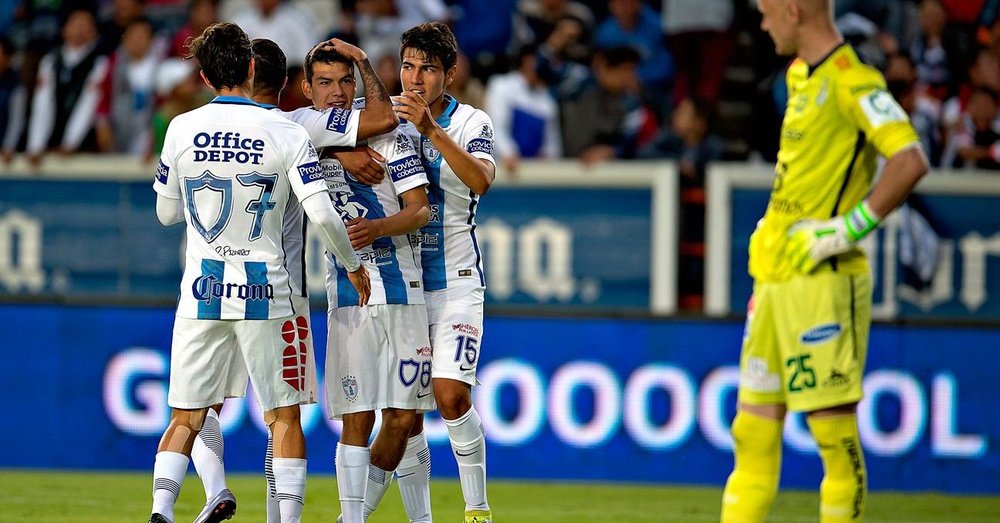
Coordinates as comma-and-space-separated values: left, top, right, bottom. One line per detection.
333, 192, 368, 221
342, 375, 358, 401
184, 170, 233, 242
421, 137, 440, 163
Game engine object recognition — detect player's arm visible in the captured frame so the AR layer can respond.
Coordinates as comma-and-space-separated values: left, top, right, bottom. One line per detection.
394, 91, 496, 195
787, 78, 929, 273
315, 38, 396, 141
156, 194, 184, 225
347, 186, 430, 249
301, 193, 370, 306
152, 128, 183, 226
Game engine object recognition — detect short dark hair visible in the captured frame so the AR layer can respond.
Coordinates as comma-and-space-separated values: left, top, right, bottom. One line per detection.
597, 46, 641, 67
186, 22, 252, 91
400, 22, 459, 71
304, 46, 353, 83
252, 38, 286, 95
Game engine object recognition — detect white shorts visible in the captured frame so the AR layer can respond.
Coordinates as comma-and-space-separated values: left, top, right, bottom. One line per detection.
325, 304, 436, 418
426, 286, 485, 386
218, 294, 318, 404
168, 313, 315, 413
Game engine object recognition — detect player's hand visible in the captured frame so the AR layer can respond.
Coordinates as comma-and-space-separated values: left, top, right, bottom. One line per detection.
315, 38, 367, 63
333, 146, 385, 185
346, 217, 379, 249
347, 265, 371, 306
786, 202, 880, 274
393, 90, 436, 136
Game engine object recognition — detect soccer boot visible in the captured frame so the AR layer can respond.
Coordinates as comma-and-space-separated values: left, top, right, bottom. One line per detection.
148, 514, 171, 523
193, 488, 237, 523
465, 509, 493, 523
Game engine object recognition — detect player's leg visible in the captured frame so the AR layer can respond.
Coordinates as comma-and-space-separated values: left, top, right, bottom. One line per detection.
797, 273, 871, 523
722, 289, 786, 523
396, 415, 433, 523
365, 408, 418, 519
190, 403, 237, 523
365, 304, 433, 520
152, 317, 234, 522
237, 317, 315, 523
326, 305, 383, 523
428, 288, 490, 522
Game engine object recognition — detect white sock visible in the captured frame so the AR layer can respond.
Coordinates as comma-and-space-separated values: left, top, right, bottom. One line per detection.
336, 443, 370, 523
272, 457, 307, 523
191, 409, 227, 501
396, 432, 432, 522
445, 407, 489, 511
151, 451, 190, 521
265, 431, 280, 523
363, 463, 393, 519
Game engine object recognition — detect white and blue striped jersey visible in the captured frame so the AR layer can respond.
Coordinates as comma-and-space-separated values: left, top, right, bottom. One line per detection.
399, 95, 496, 291
323, 126, 429, 307
154, 95, 327, 320
269, 104, 361, 296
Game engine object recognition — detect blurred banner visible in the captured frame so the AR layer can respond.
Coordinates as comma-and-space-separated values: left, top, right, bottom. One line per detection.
0, 160, 677, 313
1, 303, 996, 493
706, 165, 1000, 320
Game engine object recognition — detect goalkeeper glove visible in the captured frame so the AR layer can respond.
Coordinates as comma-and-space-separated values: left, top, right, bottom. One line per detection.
787, 201, 881, 274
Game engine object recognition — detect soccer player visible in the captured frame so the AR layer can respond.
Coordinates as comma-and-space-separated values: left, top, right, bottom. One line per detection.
721, 1, 928, 522
149, 23, 370, 523
393, 22, 497, 523
185, 36, 398, 523
299, 45, 435, 523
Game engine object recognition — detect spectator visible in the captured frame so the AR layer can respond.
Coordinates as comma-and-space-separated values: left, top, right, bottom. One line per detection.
560, 46, 650, 165
450, 52, 485, 109
513, 0, 595, 51
911, 0, 961, 100
150, 57, 202, 156
641, 96, 722, 309
354, 0, 449, 64
97, 0, 147, 55
661, 0, 734, 105
96, 17, 164, 156
230, 0, 317, 66
942, 86, 1000, 170
0, 37, 27, 164
885, 53, 944, 165
451, 0, 517, 79
168, 0, 218, 58
595, 0, 673, 96
26, 9, 109, 165
485, 44, 561, 173
535, 14, 592, 96
942, 46, 1000, 130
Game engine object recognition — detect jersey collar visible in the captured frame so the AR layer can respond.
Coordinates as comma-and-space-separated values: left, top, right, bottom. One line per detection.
210, 95, 263, 107
434, 94, 459, 127
806, 42, 848, 77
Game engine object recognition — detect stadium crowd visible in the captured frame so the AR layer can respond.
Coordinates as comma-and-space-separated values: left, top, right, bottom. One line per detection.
1, 0, 997, 171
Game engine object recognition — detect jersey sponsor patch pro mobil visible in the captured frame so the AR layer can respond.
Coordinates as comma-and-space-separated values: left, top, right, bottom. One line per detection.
154, 96, 328, 320
320, 125, 429, 307
399, 94, 496, 291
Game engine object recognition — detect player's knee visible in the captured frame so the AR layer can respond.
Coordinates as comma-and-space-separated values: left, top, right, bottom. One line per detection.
732, 411, 782, 456
264, 405, 301, 429
382, 409, 417, 435
434, 381, 472, 419
172, 407, 210, 431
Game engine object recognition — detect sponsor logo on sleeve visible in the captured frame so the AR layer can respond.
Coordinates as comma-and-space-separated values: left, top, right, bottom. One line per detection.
859, 90, 908, 128
298, 161, 324, 184
394, 133, 415, 154
387, 155, 424, 183
155, 161, 169, 184
326, 108, 352, 133
466, 123, 495, 156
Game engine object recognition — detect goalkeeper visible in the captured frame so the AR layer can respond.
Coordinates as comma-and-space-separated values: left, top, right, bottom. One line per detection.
721, 1, 928, 522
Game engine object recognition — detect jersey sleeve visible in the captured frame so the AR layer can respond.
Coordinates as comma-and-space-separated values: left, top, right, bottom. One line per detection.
371, 130, 428, 196
283, 106, 360, 149
837, 67, 920, 158
284, 123, 329, 202
460, 109, 498, 166
152, 121, 181, 199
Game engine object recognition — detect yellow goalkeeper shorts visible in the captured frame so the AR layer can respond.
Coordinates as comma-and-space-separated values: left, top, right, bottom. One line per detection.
737, 270, 872, 413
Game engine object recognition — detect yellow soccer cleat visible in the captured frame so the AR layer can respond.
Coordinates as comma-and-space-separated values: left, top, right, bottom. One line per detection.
465, 508, 494, 523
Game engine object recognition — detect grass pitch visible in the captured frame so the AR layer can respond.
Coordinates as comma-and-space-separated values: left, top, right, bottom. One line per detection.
1, 469, 997, 522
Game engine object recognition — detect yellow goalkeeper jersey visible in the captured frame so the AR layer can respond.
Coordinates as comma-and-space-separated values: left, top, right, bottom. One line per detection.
749, 44, 919, 282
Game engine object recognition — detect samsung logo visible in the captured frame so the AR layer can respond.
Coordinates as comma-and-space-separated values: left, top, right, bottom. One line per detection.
800, 323, 843, 344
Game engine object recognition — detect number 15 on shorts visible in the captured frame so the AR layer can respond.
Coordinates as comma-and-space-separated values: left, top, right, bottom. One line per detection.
455, 334, 479, 371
